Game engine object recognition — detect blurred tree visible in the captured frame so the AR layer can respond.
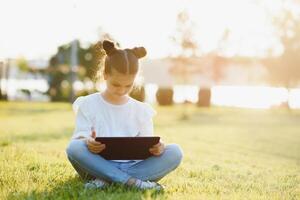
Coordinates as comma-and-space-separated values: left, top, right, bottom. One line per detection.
213, 29, 231, 83
263, 1, 300, 108
171, 11, 198, 57
48, 42, 73, 102
47, 33, 117, 102
195, 29, 230, 107
170, 10, 198, 83
169, 10, 198, 118
16, 57, 30, 72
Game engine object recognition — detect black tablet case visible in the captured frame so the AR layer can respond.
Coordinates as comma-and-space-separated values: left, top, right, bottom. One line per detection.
95, 137, 160, 160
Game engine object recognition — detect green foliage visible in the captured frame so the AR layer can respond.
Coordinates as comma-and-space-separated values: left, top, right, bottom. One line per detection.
47, 71, 71, 102
0, 102, 299, 199
47, 40, 105, 102
16, 58, 30, 72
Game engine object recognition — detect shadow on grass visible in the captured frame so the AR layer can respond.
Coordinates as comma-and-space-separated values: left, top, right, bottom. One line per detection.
7, 176, 165, 200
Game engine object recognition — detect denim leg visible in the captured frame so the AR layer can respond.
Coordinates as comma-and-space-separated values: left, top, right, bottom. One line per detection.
126, 144, 183, 181
67, 155, 95, 181
66, 139, 131, 184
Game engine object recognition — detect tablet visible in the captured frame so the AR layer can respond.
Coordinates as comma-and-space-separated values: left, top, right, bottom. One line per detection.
95, 136, 160, 160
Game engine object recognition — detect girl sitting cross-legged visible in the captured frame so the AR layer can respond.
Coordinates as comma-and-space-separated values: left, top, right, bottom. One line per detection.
66, 40, 183, 190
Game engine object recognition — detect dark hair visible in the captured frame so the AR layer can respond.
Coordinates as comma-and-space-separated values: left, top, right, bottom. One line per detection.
102, 40, 147, 75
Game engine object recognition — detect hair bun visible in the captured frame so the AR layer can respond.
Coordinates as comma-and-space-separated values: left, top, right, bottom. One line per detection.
103, 40, 116, 56
131, 47, 147, 59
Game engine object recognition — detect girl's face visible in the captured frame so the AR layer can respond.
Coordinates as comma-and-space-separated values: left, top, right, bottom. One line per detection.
104, 69, 136, 98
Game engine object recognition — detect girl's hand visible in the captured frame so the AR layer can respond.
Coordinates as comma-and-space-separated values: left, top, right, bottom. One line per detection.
86, 128, 106, 154
149, 141, 165, 156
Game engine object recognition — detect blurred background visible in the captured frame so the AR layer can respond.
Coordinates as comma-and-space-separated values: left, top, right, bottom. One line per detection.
0, 0, 300, 109
1, 1, 300, 199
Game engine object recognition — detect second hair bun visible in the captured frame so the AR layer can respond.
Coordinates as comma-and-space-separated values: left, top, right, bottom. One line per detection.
131, 47, 147, 59
103, 40, 116, 56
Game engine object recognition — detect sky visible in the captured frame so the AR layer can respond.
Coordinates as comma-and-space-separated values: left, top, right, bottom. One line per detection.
0, 0, 284, 60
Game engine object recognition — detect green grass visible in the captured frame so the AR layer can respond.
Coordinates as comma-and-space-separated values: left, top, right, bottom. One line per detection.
0, 101, 299, 200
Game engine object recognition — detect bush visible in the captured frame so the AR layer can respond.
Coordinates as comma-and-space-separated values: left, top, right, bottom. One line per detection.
197, 87, 211, 107
129, 86, 145, 102
156, 87, 174, 105
47, 70, 71, 102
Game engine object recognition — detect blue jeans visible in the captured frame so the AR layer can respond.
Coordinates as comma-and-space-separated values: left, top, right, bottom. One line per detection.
66, 139, 183, 184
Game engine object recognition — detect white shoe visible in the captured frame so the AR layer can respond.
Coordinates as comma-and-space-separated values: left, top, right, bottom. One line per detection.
84, 178, 109, 189
134, 180, 164, 191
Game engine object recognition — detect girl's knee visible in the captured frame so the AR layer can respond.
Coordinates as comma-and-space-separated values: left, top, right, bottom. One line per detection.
66, 139, 87, 159
165, 144, 183, 165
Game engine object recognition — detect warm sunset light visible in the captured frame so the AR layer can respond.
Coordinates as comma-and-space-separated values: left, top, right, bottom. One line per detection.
211, 85, 289, 109
1, 0, 300, 199
0, 0, 284, 59
1, 0, 300, 109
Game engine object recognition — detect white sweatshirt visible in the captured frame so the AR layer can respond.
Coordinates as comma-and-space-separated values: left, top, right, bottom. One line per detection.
71, 92, 156, 140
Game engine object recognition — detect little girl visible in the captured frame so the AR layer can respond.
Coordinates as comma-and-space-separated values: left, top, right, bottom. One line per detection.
66, 40, 183, 190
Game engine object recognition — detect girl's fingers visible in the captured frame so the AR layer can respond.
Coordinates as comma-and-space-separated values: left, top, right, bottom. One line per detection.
88, 138, 102, 145
88, 143, 106, 149
86, 137, 105, 153
89, 145, 106, 153
151, 151, 160, 156
90, 148, 105, 153
88, 138, 101, 144
89, 141, 105, 147
150, 146, 159, 152
152, 142, 161, 148
149, 148, 160, 155
149, 148, 155, 154
150, 145, 162, 152
149, 148, 158, 154
90, 149, 103, 154
150, 145, 164, 156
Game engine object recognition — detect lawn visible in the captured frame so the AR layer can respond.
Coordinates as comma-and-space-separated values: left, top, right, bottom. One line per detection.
0, 101, 299, 200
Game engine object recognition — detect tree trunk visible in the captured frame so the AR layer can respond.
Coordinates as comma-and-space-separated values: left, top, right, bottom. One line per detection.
180, 70, 189, 120
197, 87, 211, 107
285, 82, 291, 110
